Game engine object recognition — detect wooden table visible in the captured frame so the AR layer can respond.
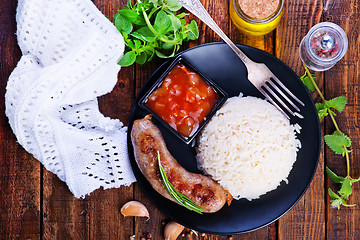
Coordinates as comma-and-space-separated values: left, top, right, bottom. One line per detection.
1, 0, 359, 239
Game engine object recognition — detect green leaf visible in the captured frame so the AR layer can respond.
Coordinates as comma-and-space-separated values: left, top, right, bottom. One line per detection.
118, 51, 137, 67
135, 51, 147, 64
149, 0, 159, 8
147, 49, 155, 61
350, 176, 360, 184
330, 198, 342, 209
164, 0, 183, 11
185, 20, 199, 40
133, 14, 147, 26
326, 166, 345, 183
341, 199, 356, 207
325, 96, 347, 113
300, 72, 316, 92
125, 39, 135, 48
328, 108, 336, 117
131, 27, 156, 42
328, 188, 340, 199
162, 42, 175, 51
147, 5, 160, 19
338, 178, 352, 199
114, 14, 133, 34
118, 9, 138, 22
134, 39, 142, 49
155, 49, 175, 58
154, 11, 172, 34
176, 12, 188, 19
315, 103, 328, 119
324, 133, 351, 156
168, 14, 182, 32
125, 0, 132, 8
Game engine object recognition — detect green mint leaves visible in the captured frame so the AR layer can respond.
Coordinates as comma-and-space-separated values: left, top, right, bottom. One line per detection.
315, 96, 347, 119
300, 72, 317, 92
114, 0, 199, 67
301, 65, 359, 210
324, 131, 351, 156
326, 167, 359, 209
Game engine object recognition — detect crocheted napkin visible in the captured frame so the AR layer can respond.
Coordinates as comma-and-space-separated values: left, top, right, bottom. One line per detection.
5, 0, 136, 198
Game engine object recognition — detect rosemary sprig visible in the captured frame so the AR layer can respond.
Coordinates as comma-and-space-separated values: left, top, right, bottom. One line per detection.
157, 151, 203, 214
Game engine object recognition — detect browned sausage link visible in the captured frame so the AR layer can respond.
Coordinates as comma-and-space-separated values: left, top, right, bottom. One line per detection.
131, 114, 231, 213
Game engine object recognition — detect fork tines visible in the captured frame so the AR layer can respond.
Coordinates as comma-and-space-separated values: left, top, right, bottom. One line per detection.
259, 75, 305, 119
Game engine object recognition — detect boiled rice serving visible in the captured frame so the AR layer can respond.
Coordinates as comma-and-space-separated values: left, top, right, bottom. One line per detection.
196, 96, 299, 200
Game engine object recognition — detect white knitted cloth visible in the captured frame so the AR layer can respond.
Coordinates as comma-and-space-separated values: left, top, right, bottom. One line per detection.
5, 0, 136, 198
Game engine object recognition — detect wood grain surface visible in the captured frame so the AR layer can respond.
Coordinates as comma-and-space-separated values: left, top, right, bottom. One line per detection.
1, 0, 359, 239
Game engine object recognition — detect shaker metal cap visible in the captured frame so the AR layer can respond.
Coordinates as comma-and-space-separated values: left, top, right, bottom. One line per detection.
306, 22, 348, 63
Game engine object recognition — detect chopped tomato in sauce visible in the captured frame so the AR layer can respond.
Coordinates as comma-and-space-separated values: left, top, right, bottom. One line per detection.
146, 64, 219, 138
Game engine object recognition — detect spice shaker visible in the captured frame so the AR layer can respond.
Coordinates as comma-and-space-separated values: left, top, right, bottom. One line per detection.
299, 22, 348, 71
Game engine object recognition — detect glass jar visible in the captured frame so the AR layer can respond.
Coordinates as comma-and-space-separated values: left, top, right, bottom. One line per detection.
230, 0, 284, 36
299, 22, 348, 71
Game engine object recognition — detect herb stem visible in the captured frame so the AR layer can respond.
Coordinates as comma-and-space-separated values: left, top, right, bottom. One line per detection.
325, 88, 351, 177
344, 145, 350, 177
141, 6, 180, 44
142, 7, 159, 35
303, 63, 351, 179
328, 110, 342, 135
303, 63, 326, 102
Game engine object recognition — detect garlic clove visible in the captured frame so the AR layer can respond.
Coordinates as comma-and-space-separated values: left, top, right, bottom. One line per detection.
164, 221, 185, 240
120, 201, 149, 219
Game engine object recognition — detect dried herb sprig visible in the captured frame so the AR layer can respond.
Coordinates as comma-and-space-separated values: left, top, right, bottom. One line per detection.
157, 152, 203, 214
301, 63, 360, 209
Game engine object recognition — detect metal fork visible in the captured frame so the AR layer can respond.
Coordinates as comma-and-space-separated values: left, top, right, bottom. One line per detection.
178, 0, 305, 119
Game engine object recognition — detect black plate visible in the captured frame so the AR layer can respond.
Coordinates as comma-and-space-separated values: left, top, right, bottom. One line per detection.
127, 43, 321, 235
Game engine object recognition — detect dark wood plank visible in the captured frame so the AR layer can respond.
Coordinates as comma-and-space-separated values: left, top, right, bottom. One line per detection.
0, 0, 41, 239
324, 0, 360, 239
90, 1, 135, 240
41, 1, 135, 239
276, 0, 326, 239
42, 175, 89, 239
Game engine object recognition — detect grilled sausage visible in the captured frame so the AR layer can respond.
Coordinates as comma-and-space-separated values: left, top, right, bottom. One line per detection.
131, 114, 231, 213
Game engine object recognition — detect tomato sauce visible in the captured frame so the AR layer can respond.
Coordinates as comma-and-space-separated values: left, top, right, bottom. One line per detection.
146, 63, 219, 138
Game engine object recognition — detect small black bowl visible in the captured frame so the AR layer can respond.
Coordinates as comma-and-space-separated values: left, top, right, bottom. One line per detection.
139, 56, 228, 144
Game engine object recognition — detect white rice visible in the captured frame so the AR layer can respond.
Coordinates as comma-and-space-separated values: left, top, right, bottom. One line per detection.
196, 96, 299, 200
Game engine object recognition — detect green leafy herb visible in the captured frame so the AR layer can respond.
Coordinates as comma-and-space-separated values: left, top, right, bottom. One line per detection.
114, 0, 199, 66
300, 72, 316, 92
324, 132, 351, 156
325, 96, 347, 113
326, 166, 345, 183
157, 152, 203, 214
301, 63, 359, 209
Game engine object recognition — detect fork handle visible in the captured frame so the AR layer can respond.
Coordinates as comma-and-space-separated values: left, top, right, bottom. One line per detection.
178, 0, 252, 64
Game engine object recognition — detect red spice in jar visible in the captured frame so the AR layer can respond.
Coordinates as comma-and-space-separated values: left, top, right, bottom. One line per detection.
311, 32, 339, 59
146, 63, 219, 138
238, 0, 280, 19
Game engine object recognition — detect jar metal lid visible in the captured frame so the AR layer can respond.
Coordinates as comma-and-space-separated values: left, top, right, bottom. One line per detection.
232, 0, 284, 24
305, 22, 348, 64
